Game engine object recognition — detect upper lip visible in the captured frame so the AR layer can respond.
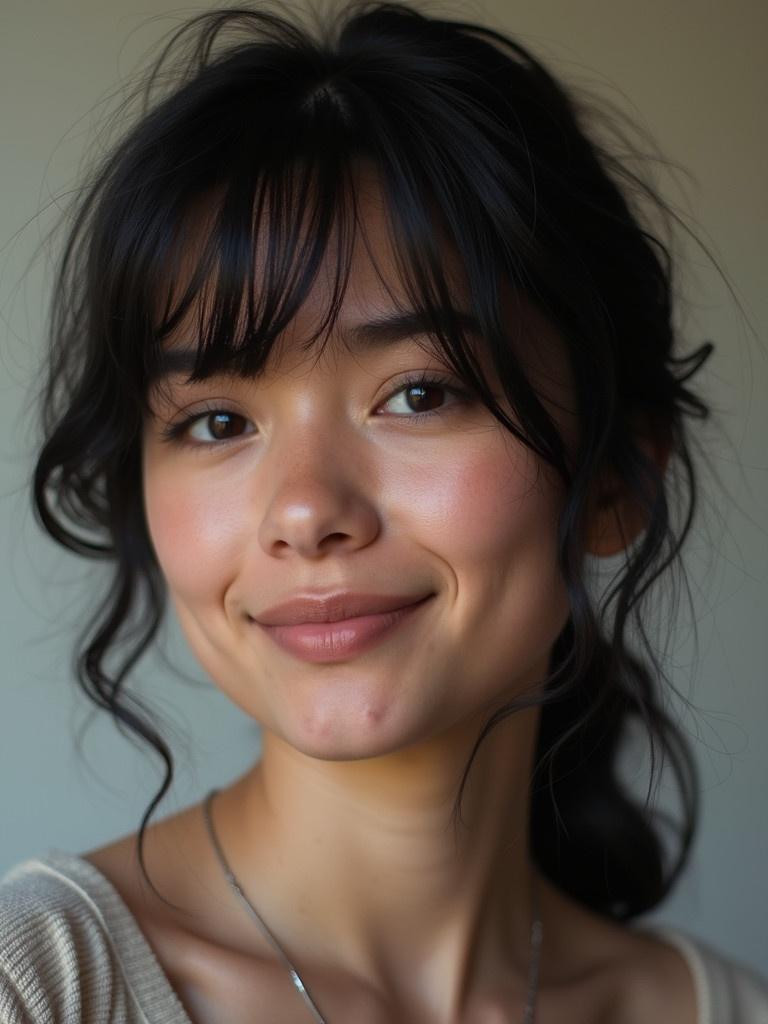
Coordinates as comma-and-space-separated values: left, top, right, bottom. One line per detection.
253, 592, 432, 626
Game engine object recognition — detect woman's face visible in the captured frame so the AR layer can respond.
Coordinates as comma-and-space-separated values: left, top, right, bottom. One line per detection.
142, 174, 575, 760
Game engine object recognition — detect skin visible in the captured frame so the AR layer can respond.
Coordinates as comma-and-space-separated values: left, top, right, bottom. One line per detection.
86, 163, 695, 1024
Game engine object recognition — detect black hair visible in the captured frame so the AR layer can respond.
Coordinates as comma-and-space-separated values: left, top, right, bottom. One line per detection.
33, 0, 714, 921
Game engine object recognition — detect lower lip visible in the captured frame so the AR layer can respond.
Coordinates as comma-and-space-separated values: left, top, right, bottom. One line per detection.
255, 597, 433, 663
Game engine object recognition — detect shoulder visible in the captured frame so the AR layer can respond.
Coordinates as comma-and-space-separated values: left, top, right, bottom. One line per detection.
0, 851, 164, 1024
535, 878, 700, 1024
656, 928, 768, 1023
543, 875, 768, 1024
0, 852, 120, 1022
0, 852, 117, 961
568, 922, 768, 1024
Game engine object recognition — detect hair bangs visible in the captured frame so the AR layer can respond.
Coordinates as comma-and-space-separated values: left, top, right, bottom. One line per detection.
145, 162, 351, 390
93, 8, 570, 471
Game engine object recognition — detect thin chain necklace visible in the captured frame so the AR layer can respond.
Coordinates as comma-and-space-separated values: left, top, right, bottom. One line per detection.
202, 787, 543, 1023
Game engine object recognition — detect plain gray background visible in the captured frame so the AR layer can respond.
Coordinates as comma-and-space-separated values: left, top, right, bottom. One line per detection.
1, 0, 766, 977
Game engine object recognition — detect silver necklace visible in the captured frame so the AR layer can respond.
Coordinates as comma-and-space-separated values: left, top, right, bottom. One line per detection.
203, 787, 543, 1023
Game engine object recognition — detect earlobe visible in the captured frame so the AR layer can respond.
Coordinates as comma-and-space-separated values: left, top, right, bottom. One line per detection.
584, 487, 648, 557
584, 433, 671, 558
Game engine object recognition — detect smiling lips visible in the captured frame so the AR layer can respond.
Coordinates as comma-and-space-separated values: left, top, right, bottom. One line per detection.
252, 591, 434, 662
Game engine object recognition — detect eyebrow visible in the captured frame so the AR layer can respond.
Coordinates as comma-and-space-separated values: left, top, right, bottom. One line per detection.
149, 308, 482, 382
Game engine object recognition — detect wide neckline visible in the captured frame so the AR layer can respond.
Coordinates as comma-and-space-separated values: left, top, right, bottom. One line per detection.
8, 850, 708, 1024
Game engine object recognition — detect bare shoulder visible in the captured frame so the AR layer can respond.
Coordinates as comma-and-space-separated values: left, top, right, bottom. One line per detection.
594, 923, 698, 1024
81, 803, 204, 922
537, 880, 697, 1024
80, 806, 222, 988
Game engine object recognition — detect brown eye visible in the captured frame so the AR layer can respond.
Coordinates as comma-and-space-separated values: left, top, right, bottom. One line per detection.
187, 410, 253, 443
379, 374, 465, 420
403, 384, 445, 413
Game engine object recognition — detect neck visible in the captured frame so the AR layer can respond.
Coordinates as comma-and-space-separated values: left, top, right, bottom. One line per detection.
211, 705, 544, 1020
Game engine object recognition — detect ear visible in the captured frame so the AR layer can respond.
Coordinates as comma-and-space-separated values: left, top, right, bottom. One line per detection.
584, 430, 672, 558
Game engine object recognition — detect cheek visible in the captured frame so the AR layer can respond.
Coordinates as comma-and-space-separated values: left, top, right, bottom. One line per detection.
142, 457, 240, 604
387, 434, 568, 688
388, 432, 562, 575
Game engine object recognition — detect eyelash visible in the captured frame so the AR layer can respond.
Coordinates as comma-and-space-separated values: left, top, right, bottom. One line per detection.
157, 373, 470, 449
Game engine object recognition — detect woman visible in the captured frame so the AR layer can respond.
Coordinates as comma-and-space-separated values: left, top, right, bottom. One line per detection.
1, 2, 766, 1022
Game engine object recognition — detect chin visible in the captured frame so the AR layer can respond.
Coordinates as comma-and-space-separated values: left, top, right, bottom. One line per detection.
280, 698, 437, 762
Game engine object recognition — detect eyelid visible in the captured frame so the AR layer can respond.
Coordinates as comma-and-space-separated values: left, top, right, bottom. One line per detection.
154, 368, 470, 448
187, 407, 255, 444
153, 397, 253, 447
377, 370, 467, 414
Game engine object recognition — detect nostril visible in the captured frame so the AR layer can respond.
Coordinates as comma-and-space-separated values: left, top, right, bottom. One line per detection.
321, 532, 352, 547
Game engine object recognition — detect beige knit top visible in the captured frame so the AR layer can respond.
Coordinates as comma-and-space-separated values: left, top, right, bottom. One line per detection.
1, 851, 767, 1023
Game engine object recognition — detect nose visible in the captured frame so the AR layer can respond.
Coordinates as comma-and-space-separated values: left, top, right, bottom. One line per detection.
256, 440, 380, 560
